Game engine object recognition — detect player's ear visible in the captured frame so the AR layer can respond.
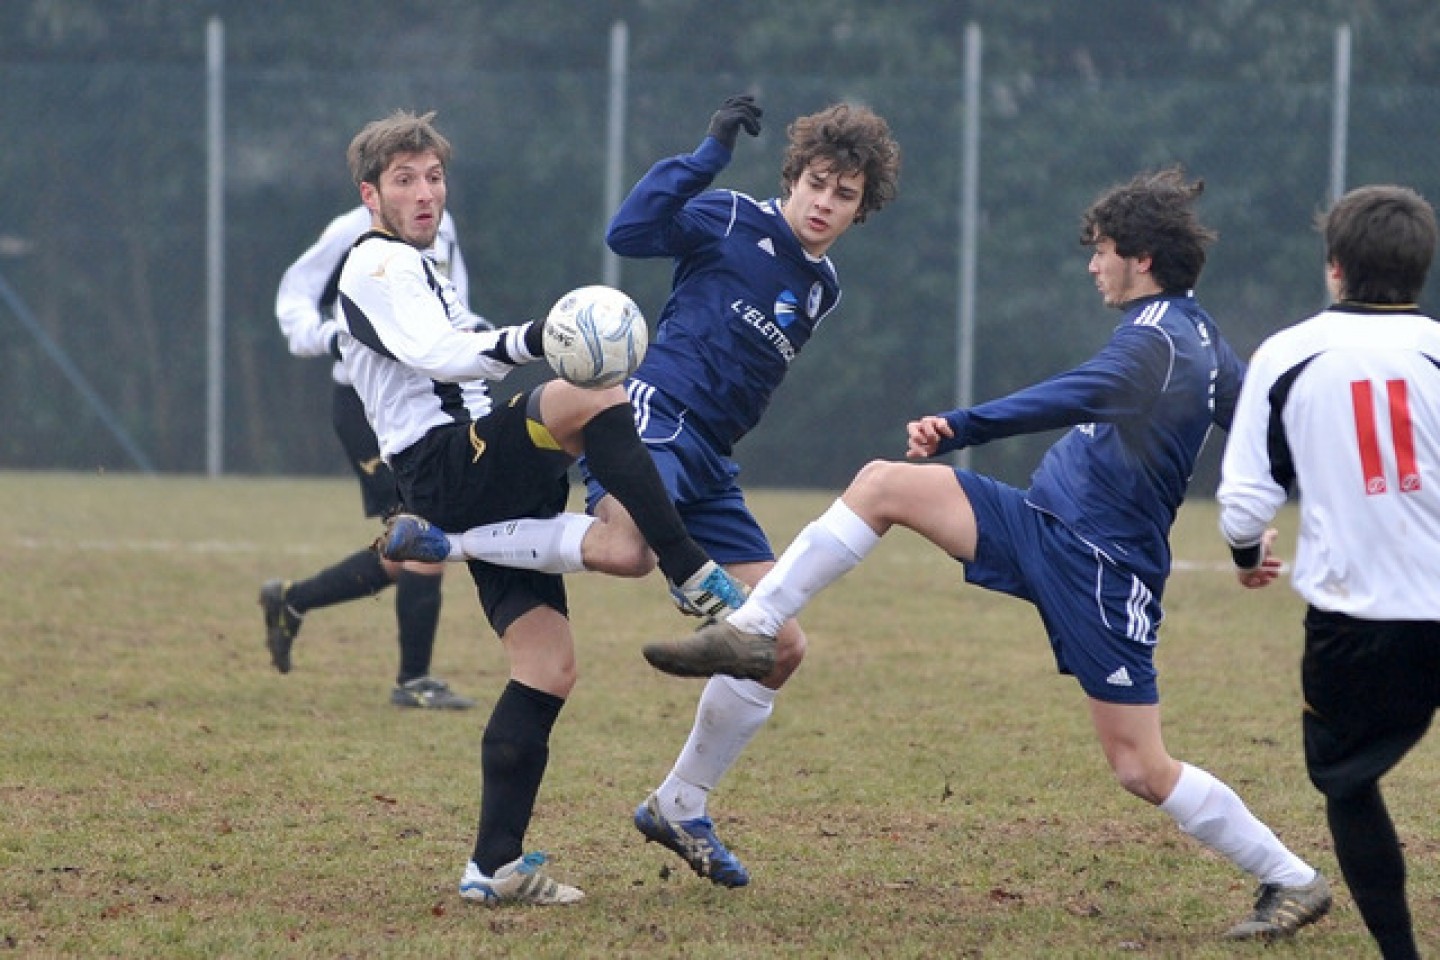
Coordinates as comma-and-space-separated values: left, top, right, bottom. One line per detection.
1325, 259, 1345, 299
360, 180, 380, 213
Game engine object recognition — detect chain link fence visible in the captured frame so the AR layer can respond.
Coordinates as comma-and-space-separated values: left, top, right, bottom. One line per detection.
3, 37, 1438, 490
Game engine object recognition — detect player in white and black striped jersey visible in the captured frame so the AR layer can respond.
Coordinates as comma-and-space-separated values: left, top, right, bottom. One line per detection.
335, 109, 748, 905
1220, 184, 1440, 960
260, 204, 485, 709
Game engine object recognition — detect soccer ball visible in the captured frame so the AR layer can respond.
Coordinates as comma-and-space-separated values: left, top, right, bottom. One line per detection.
542, 285, 648, 389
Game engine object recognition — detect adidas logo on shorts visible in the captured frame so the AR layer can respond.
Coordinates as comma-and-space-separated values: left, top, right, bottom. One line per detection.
1106, 666, 1134, 687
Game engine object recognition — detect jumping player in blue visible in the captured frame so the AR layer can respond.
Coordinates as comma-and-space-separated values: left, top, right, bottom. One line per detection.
647, 167, 1332, 941
381, 94, 902, 887
590, 95, 901, 887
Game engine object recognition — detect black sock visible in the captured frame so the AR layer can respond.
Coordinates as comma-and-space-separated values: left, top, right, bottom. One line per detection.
285, 548, 393, 613
1327, 785, 1419, 960
581, 404, 706, 584
394, 569, 443, 684
471, 681, 565, 874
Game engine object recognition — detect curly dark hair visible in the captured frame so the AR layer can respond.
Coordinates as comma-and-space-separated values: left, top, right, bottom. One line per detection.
780, 103, 901, 224
1080, 166, 1217, 293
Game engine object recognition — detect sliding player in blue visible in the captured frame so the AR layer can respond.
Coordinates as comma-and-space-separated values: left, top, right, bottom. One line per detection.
648, 167, 1331, 941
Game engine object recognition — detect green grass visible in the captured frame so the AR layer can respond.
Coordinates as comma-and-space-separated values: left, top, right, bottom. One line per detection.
2, 472, 1434, 958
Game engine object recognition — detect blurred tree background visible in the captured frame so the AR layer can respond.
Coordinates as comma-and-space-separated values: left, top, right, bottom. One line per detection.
3, 0, 1439, 489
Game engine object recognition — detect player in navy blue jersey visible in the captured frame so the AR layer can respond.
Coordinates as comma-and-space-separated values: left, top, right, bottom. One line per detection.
591, 96, 901, 887
378, 95, 901, 887
1219, 184, 1440, 960
648, 167, 1331, 941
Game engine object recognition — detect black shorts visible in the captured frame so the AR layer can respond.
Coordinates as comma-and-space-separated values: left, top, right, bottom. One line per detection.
390, 390, 573, 636
1302, 606, 1440, 799
332, 384, 401, 518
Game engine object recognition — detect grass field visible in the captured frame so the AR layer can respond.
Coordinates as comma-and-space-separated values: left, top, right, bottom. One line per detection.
2, 472, 1435, 958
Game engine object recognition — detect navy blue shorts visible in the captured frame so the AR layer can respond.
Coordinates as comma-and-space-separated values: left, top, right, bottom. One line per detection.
582, 380, 773, 566
956, 470, 1162, 705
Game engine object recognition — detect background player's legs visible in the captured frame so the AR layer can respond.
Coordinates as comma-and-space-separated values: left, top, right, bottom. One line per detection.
260, 548, 393, 674
389, 564, 472, 709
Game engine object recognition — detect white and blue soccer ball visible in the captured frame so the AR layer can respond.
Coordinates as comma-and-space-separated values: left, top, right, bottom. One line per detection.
542, 284, 649, 389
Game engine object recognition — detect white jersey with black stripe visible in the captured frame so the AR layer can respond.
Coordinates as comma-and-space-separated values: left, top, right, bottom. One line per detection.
1218, 303, 1440, 618
336, 231, 539, 461
275, 206, 476, 385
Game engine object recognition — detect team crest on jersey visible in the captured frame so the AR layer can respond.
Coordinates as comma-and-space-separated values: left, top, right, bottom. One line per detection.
807, 282, 824, 318
774, 289, 799, 329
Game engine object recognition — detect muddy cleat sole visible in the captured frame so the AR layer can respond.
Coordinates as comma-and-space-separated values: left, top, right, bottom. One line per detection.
378, 513, 452, 564
669, 560, 749, 619
390, 676, 475, 710
634, 794, 750, 887
459, 853, 584, 906
643, 619, 776, 681
1224, 872, 1332, 940
259, 579, 302, 674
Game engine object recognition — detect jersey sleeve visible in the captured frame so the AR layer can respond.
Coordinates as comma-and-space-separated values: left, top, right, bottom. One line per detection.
939, 323, 1172, 452
1216, 340, 1288, 552
275, 207, 370, 359
605, 136, 734, 258
340, 242, 537, 383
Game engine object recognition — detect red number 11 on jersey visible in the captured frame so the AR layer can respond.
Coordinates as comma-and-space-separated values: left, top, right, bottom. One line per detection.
1351, 378, 1420, 495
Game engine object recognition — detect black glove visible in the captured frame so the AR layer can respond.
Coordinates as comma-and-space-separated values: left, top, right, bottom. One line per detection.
707, 95, 763, 152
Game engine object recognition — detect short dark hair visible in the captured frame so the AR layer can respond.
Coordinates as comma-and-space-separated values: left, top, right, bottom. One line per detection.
347, 109, 452, 187
1319, 185, 1437, 304
781, 103, 901, 224
1080, 166, 1217, 293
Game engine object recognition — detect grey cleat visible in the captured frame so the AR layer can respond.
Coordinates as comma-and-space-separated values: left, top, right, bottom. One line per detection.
1223, 872, 1332, 940
643, 619, 776, 681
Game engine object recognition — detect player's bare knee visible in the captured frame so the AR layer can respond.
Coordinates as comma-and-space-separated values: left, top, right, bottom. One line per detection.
845, 459, 907, 518
581, 524, 655, 577
770, 621, 807, 680
1109, 760, 1168, 805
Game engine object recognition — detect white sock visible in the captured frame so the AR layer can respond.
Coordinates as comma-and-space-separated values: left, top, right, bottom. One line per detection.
1160, 762, 1316, 887
728, 499, 879, 637
456, 514, 595, 574
655, 675, 777, 821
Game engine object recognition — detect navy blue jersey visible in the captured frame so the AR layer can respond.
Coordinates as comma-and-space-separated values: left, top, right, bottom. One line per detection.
607, 136, 841, 454
939, 294, 1245, 595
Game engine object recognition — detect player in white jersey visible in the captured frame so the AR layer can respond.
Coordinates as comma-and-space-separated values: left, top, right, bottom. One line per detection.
648, 168, 1330, 941
1219, 184, 1440, 960
260, 205, 482, 709
334, 109, 746, 906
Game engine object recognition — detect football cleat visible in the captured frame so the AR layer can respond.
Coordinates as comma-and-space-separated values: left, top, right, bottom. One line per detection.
459, 853, 584, 906
643, 619, 776, 681
389, 677, 475, 710
377, 513, 452, 564
634, 794, 750, 887
1223, 872, 1332, 940
259, 579, 303, 674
